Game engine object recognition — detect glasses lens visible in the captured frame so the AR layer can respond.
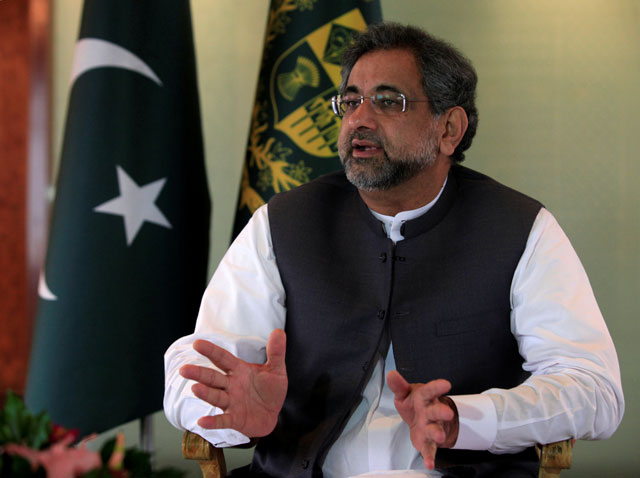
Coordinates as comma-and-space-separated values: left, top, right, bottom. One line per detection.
371, 94, 405, 115
340, 95, 361, 115
332, 94, 407, 117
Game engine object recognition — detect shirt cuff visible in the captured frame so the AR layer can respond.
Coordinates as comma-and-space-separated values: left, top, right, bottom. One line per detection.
192, 425, 250, 448
450, 394, 498, 450
178, 397, 250, 448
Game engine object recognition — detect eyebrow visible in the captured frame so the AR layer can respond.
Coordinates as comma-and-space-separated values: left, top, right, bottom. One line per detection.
344, 83, 404, 95
374, 84, 403, 95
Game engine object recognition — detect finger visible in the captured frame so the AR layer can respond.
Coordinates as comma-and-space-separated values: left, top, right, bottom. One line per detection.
415, 379, 452, 403
387, 370, 411, 399
423, 421, 448, 445
180, 364, 230, 389
193, 339, 240, 373
191, 383, 230, 410
197, 413, 234, 430
420, 440, 438, 470
265, 329, 287, 373
421, 399, 455, 422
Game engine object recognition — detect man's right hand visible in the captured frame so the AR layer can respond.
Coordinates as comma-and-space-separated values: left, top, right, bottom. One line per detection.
179, 329, 288, 438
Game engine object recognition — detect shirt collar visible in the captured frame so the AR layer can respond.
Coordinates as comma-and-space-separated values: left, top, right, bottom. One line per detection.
369, 176, 448, 243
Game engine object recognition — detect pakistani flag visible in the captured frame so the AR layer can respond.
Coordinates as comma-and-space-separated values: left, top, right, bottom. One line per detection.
231, 0, 382, 238
25, 0, 210, 436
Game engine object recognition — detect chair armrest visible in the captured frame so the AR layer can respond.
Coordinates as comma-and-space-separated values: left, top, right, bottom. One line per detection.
181, 430, 574, 478
182, 430, 227, 478
537, 439, 574, 478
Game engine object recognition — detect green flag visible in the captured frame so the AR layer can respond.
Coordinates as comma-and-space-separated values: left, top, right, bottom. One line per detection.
232, 0, 382, 238
26, 0, 210, 436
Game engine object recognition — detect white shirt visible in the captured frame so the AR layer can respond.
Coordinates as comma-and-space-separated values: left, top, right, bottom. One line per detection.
164, 198, 624, 477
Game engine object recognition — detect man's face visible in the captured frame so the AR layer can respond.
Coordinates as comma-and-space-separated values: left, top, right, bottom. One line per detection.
338, 49, 440, 192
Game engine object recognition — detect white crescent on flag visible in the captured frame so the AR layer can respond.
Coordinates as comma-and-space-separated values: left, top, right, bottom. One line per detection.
70, 38, 163, 87
38, 271, 58, 301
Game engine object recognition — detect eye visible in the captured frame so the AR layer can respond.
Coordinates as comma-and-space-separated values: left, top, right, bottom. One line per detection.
376, 96, 402, 110
342, 96, 361, 109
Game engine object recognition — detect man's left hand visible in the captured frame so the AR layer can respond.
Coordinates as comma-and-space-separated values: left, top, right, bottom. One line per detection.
387, 371, 459, 470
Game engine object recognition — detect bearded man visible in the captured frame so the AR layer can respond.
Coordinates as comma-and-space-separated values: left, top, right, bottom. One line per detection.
164, 23, 623, 478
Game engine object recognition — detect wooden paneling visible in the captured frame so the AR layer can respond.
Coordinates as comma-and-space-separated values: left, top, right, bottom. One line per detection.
0, 0, 50, 399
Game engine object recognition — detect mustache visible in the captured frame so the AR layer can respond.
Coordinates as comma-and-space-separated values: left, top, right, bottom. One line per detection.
343, 131, 384, 150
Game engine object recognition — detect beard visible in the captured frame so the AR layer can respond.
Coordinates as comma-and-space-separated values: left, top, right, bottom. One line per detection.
338, 128, 439, 192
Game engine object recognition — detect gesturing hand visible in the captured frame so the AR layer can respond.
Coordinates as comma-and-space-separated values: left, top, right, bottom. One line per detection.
387, 371, 459, 470
179, 329, 288, 438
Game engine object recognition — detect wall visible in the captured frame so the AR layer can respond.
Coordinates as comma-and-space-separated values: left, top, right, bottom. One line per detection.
0, 0, 30, 399
51, 1, 639, 476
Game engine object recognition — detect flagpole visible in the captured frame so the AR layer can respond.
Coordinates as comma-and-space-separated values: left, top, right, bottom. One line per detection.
140, 414, 154, 461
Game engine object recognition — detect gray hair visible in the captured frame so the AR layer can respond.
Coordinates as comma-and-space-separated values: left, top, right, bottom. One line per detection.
340, 23, 478, 163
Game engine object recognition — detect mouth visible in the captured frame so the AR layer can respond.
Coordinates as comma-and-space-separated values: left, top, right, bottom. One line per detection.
351, 139, 383, 158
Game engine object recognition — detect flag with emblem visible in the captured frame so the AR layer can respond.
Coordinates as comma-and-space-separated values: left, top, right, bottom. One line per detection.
231, 0, 382, 237
25, 0, 210, 436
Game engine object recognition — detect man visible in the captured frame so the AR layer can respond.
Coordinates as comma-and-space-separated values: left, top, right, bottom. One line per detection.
164, 23, 624, 477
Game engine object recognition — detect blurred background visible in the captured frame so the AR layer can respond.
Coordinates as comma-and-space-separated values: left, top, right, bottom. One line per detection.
1, 0, 638, 476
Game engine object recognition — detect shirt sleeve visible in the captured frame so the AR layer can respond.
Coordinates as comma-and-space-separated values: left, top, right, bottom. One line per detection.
451, 208, 624, 453
163, 204, 286, 447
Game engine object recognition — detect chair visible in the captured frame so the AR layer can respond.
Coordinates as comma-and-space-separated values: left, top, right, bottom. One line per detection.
182, 430, 573, 478
182, 430, 227, 478
537, 439, 574, 478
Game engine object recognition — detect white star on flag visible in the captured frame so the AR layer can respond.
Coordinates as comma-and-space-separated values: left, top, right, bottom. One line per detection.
94, 165, 172, 245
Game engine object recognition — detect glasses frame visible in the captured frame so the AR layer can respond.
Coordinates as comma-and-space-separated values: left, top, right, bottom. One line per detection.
331, 93, 429, 118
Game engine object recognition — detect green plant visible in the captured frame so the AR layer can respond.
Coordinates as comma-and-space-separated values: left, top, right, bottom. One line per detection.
0, 391, 51, 450
0, 391, 185, 478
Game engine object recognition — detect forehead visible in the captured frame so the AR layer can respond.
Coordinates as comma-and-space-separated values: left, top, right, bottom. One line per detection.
346, 48, 423, 95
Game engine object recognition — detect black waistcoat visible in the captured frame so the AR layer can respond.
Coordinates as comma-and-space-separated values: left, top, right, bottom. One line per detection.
252, 166, 542, 477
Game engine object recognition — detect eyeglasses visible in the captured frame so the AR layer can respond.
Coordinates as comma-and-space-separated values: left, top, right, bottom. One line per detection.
331, 93, 429, 118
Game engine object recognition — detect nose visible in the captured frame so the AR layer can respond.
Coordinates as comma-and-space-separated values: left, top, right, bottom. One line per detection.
347, 98, 378, 131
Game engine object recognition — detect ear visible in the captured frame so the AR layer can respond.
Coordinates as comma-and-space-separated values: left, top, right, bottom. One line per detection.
438, 106, 468, 157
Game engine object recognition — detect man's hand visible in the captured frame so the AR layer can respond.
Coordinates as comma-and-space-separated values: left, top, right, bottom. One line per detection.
179, 329, 288, 438
387, 371, 459, 470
